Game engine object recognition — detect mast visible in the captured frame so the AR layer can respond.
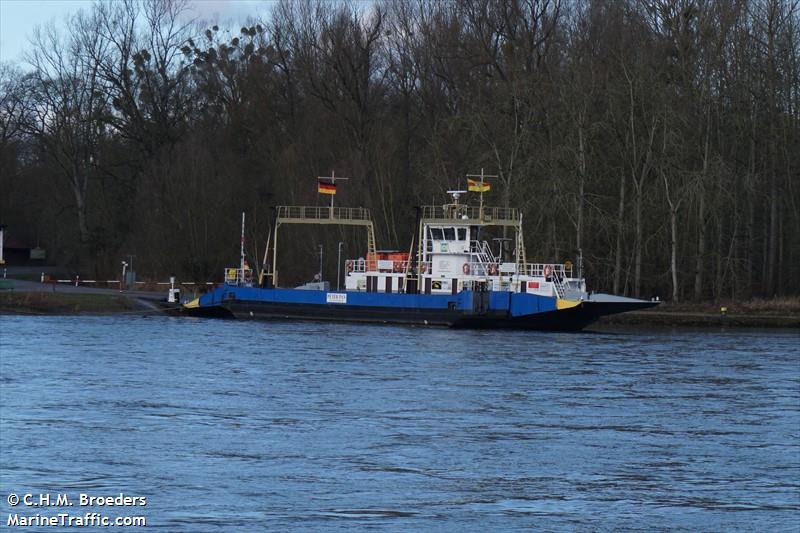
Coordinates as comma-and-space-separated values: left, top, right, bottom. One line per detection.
318, 171, 349, 218
240, 211, 246, 284
466, 168, 496, 220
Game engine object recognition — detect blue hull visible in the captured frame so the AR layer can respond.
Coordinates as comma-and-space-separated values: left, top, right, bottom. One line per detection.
187, 286, 657, 331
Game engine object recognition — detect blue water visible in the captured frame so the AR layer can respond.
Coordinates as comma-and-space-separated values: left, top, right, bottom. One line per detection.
1, 316, 798, 531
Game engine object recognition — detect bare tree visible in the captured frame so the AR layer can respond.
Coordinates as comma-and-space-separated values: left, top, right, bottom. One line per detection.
22, 17, 110, 247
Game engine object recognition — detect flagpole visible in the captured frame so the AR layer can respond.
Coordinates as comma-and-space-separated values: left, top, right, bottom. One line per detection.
467, 169, 497, 222
318, 171, 349, 219
330, 170, 335, 217
479, 167, 485, 220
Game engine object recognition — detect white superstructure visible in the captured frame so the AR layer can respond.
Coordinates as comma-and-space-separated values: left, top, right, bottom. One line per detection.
344, 191, 587, 299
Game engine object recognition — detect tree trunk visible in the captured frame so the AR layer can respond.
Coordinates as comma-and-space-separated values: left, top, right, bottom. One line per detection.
715, 211, 724, 301
576, 121, 585, 255
694, 114, 711, 300
670, 203, 679, 302
632, 118, 656, 298
766, 175, 778, 295
70, 166, 90, 246
694, 192, 706, 300
634, 190, 642, 297
663, 169, 681, 302
613, 172, 626, 295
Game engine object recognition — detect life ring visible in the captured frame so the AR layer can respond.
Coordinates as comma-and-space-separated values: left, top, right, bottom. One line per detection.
488, 263, 498, 276
462, 263, 471, 275
345, 260, 354, 273
544, 264, 553, 278
420, 262, 427, 273
393, 261, 403, 273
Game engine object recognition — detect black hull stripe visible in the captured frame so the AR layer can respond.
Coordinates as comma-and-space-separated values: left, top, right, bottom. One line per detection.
219, 301, 599, 331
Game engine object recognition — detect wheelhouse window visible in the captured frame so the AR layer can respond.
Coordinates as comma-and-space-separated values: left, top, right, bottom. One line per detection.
429, 227, 444, 240
443, 228, 455, 241
457, 228, 467, 241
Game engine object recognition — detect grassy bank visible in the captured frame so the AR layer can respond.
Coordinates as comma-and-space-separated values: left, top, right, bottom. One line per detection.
0, 292, 142, 315
598, 297, 800, 329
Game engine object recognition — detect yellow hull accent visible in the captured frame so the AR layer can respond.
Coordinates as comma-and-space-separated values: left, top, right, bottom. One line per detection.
556, 299, 581, 310
183, 298, 200, 309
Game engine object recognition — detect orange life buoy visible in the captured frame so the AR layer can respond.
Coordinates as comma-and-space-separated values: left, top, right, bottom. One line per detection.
345, 260, 354, 273
393, 261, 403, 273
544, 264, 553, 278
462, 263, 471, 275
488, 263, 498, 276
420, 262, 427, 273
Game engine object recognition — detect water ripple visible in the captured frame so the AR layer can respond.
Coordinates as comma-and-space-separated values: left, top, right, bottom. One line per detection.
1, 315, 798, 531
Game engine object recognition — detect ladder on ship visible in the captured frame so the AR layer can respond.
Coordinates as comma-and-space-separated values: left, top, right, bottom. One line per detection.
471, 241, 497, 275
515, 216, 527, 274
551, 274, 566, 299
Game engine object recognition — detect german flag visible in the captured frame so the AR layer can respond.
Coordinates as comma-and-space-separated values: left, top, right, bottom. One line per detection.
318, 182, 336, 195
468, 178, 490, 192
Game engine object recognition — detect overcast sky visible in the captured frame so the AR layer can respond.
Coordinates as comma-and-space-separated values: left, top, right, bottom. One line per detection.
0, 0, 271, 65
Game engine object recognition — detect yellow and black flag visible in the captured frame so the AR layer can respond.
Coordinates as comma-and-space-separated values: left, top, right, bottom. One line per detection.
467, 178, 490, 192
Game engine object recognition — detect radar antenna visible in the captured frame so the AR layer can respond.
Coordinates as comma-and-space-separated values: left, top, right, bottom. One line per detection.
446, 190, 468, 205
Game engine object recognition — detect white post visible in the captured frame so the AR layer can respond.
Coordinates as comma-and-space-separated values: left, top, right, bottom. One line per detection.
0, 224, 5, 265
121, 261, 127, 292
318, 245, 323, 283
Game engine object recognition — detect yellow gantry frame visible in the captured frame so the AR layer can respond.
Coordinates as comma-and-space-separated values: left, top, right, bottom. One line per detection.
269, 206, 377, 287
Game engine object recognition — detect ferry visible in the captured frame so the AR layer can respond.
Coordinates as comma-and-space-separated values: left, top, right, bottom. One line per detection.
184, 173, 658, 330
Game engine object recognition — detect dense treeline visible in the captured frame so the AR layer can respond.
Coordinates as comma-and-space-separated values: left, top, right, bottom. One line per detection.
1, 0, 798, 300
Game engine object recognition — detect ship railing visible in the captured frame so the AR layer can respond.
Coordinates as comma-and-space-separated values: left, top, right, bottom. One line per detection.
522, 263, 579, 298
346, 259, 430, 275
421, 205, 519, 222
223, 267, 255, 287
276, 206, 372, 221
521, 263, 570, 279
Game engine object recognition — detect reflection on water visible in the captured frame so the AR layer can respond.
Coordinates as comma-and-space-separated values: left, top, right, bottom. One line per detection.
1, 316, 798, 530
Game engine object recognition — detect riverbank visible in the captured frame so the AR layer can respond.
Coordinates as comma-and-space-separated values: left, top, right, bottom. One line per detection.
597, 298, 800, 329
0, 291, 156, 315
0, 287, 797, 328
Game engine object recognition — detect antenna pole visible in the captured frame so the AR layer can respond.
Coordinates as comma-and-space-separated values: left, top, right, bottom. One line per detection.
240, 211, 246, 284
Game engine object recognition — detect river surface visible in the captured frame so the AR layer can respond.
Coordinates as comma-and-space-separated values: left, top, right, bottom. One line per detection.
1, 316, 798, 531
